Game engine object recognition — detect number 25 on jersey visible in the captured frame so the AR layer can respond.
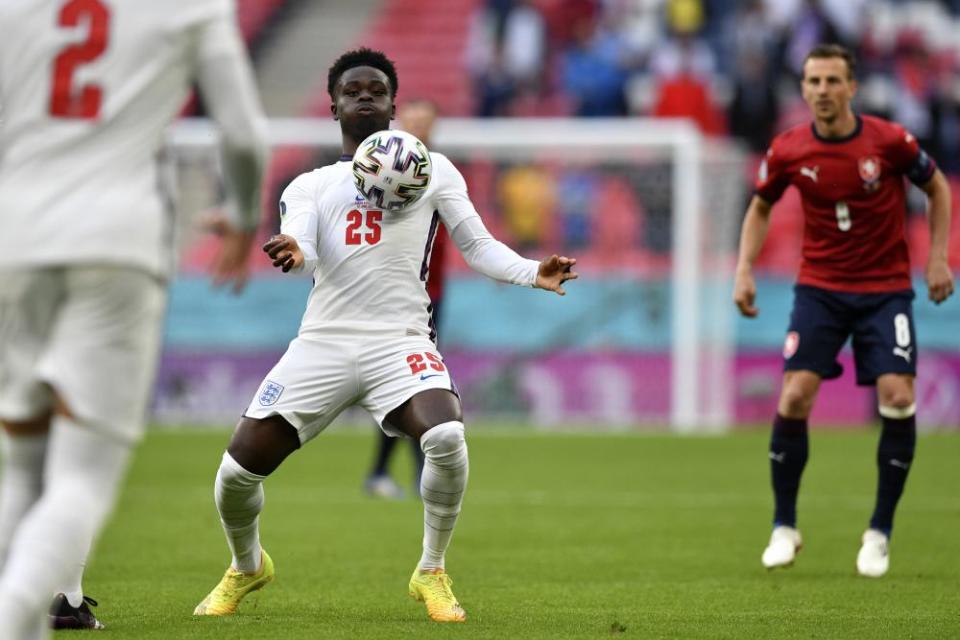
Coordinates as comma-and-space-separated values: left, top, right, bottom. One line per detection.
50, 0, 110, 119
345, 209, 382, 245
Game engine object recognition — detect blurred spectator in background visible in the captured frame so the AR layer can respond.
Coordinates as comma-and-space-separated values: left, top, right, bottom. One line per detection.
466, 0, 547, 116
555, 170, 597, 248
649, 0, 724, 133
783, 0, 846, 77
724, 0, 780, 149
561, 14, 631, 116
499, 164, 557, 251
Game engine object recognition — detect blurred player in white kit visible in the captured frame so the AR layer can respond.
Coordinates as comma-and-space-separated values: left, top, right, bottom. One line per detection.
0, 1, 267, 636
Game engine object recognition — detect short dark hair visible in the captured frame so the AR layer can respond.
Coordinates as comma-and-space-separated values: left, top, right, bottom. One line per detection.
803, 44, 857, 79
327, 48, 399, 100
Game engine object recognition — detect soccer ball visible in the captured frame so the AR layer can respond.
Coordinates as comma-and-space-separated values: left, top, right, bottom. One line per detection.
352, 129, 432, 211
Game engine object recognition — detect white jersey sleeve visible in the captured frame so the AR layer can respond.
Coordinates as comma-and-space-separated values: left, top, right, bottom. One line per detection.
192, 6, 268, 231
431, 153, 538, 286
450, 216, 539, 287
431, 152, 481, 232
278, 172, 321, 273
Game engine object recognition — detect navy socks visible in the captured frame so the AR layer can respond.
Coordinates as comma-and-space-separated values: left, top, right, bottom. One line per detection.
769, 414, 809, 528
869, 414, 916, 536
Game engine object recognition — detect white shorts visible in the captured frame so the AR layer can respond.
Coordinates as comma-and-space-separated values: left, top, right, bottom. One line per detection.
0, 266, 166, 444
245, 332, 456, 443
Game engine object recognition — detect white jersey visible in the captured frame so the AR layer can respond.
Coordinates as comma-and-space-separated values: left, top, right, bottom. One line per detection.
280, 152, 540, 339
0, 0, 266, 276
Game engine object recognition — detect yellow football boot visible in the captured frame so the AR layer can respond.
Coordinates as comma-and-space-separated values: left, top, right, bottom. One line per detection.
193, 550, 274, 616
408, 568, 466, 623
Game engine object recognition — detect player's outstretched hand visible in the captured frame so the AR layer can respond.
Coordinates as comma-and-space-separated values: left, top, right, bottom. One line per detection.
733, 268, 758, 317
263, 234, 304, 273
926, 257, 955, 304
211, 228, 256, 294
535, 255, 578, 296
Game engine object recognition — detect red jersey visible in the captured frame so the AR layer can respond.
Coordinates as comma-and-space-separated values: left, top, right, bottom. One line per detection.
755, 114, 936, 293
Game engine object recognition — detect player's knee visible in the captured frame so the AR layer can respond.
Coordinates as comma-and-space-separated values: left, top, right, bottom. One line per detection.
215, 452, 265, 514
420, 421, 466, 467
226, 416, 299, 476
779, 387, 814, 418
878, 390, 915, 413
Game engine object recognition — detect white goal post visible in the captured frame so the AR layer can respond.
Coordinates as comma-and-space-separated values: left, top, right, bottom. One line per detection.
168, 118, 745, 432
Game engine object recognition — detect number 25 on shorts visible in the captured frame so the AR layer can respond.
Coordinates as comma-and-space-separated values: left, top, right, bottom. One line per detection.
406, 352, 446, 375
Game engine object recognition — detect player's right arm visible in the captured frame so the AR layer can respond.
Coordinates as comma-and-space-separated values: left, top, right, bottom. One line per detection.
735, 140, 791, 317
263, 174, 319, 273
733, 195, 774, 318
191, 1, 269, 290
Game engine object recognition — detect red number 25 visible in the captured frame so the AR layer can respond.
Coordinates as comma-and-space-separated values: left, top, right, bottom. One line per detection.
345, 209, 382, 245
406, 352, 446, 375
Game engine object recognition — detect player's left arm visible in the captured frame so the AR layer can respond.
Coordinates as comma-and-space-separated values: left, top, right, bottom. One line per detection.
891, 125, 954, 304
919, 169, 954, 304
448, 217, 578, 295
432, 153, 577, 295
192, 5, 269, 292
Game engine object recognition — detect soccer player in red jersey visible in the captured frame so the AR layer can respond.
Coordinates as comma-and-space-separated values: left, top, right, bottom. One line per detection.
732, 44, 954, 577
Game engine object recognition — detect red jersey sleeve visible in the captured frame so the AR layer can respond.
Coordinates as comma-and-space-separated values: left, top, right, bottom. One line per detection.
884, 123, 937, 186
754, 138, 791, 204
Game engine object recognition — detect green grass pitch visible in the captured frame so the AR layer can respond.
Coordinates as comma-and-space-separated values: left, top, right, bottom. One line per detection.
84, 428, 959, 639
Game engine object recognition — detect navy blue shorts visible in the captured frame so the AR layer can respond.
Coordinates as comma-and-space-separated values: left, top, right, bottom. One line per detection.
783, 285, 916, 385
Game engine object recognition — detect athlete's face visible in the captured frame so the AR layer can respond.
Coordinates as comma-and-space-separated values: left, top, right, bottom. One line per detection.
332, 66, 395, 142
801, 57, 857, 123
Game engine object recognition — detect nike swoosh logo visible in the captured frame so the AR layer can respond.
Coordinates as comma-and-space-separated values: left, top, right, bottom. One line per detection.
769, 451, 786, 463
419, 373, 443, 381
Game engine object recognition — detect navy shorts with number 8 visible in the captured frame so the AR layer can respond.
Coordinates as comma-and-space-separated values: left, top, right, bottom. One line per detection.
783, 285, 916, 385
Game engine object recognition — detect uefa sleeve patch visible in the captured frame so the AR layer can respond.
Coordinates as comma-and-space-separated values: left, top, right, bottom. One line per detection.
259, 381, 285, 406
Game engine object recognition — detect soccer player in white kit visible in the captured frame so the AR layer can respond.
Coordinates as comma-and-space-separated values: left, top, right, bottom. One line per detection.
0, 1, 267, 637
193, 48, 578, 624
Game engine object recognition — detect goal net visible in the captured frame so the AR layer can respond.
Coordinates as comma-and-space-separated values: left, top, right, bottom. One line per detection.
162, 118, 746, 432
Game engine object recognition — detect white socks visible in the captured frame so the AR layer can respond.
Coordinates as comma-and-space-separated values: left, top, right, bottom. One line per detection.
61, 549, 89, 608
0, 432, 47, 569
215, 452, 265, 574
0, 415, 131, 640
417, 421, 468, 570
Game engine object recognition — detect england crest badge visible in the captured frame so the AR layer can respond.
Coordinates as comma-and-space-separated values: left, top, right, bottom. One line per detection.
259, 380, 284, 406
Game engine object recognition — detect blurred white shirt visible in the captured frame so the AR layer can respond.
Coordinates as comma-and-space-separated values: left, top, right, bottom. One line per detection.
0, 0, 266, 277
